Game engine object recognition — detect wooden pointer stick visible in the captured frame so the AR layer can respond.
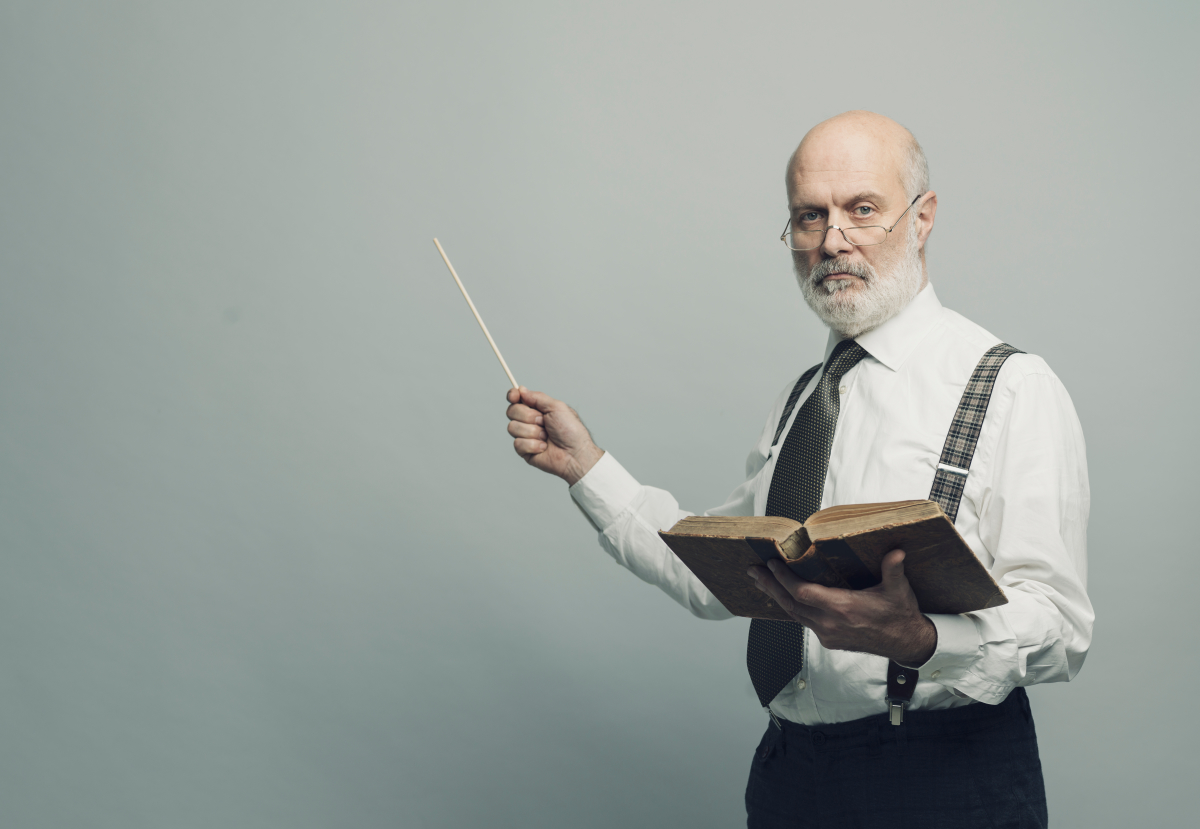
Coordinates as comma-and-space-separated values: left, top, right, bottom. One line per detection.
433, 238, 519, 389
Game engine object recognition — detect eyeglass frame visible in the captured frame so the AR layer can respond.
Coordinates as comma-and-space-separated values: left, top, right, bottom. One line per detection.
780, 192, 927, 251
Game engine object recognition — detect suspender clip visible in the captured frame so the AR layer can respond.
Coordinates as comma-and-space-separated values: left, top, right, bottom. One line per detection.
766, 707, 783, 731
886, 662, 918, 726
936, 462, 970, 477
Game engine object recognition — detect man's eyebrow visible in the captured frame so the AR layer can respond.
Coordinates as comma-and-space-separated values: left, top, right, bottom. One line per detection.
790, 191, 891, 214
843, 190, 888, 205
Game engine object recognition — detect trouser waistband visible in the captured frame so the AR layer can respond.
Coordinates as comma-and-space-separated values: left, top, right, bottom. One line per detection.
769, 687, 1030, 746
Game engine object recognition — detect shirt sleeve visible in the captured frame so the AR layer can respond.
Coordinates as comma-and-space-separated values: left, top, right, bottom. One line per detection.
917, 359, 1094, 704
568, 390, 789, 621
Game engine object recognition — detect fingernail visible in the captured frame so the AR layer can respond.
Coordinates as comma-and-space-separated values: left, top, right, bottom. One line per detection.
747, 569, 758, 581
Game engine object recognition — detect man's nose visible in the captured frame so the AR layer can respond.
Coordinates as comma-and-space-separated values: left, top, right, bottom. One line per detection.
821, 225, 853, 258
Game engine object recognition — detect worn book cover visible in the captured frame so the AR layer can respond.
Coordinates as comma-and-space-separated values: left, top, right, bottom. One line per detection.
658, 501, 1006, 621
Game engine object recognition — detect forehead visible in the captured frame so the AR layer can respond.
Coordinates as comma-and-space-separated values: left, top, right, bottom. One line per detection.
786, 128, 905, 205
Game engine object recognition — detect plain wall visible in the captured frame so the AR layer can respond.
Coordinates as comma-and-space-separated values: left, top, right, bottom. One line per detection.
1, 1, 1196, 826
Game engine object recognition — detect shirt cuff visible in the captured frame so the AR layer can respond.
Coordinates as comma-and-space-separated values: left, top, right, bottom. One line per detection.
569, 452, 642, 532
914, 613, 981, 686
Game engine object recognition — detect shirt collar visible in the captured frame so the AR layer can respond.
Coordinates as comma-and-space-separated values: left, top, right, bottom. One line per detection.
823, 283, 943, 371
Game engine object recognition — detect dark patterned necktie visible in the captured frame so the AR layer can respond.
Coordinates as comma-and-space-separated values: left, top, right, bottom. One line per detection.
747, 338, 868, 708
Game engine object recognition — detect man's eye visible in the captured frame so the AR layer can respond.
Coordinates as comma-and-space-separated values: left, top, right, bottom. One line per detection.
855, 206, 874, 217
799, 211, 821, 223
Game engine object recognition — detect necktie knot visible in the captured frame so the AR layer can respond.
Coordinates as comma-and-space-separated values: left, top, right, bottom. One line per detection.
825, 340, 868, 385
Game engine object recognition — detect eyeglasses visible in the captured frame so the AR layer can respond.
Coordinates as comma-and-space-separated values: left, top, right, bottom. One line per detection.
780, 193, 926, 251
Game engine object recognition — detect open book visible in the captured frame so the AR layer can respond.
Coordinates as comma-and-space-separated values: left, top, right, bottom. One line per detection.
658, 500, 1005, 621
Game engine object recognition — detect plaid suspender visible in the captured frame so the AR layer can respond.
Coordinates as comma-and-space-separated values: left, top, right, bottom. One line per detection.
886, 342, 1023, 724
927, 343, 1024, 521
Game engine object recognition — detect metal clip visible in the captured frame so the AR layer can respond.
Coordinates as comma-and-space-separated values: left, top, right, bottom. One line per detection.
887, 699, 907, 726
766, 707, 783, 731
937, 462, 970, 477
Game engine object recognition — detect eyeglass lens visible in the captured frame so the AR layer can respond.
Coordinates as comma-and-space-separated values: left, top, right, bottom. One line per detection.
785, 226, 888, 251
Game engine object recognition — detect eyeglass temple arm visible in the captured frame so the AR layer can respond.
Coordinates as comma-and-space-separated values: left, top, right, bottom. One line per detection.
885, 192, 926, 232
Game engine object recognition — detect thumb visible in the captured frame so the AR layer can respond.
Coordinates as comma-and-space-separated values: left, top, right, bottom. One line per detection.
880, 549, 907, 591
520, 387, 567, 415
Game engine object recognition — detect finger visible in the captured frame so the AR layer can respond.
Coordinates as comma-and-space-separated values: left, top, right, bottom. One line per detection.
519, 388, 570, 415
507, 387, 521, 404
748, 568, 806, 611
766, 560, 843, 611
507, 421, 547, 440
747, 566, 824, 621
513, 437, 548, 457
506, 403, 545, 425
765, 558, 804, 592
747, 567, 794, 610
879, 549, 907, 590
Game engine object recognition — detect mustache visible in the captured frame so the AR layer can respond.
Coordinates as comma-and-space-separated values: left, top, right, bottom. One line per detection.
804, 257, 877, 283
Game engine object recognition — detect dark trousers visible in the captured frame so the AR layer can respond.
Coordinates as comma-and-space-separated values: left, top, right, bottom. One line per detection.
745, 687, 1047, 828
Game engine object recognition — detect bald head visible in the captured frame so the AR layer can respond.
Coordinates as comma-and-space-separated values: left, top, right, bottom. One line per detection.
784, 111, 939, 338
787, 111, 928, 202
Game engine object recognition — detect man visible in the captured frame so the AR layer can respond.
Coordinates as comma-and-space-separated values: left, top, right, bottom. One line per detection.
504, 111, 1092, 828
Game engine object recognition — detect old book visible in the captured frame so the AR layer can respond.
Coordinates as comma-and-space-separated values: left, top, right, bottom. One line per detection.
658, 500, 1006, 621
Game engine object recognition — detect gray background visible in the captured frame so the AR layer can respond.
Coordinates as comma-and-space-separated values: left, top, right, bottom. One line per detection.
1, 1, 1196, 826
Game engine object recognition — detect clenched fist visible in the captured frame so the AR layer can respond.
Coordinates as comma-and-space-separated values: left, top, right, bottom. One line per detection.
505, 387, 605, 486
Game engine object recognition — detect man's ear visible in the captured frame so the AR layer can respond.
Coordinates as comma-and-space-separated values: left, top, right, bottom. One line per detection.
916, 191, 938, 250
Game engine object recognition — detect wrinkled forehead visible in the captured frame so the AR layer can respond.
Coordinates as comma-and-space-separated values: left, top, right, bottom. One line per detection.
786, 130, 906, 203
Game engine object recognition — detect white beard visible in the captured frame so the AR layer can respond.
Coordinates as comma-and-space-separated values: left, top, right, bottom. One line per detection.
793, 220, 925, 339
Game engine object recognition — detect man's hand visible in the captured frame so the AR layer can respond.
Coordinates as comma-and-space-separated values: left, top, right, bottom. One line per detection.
748, 550, 937, 666
505, 387, 604, 486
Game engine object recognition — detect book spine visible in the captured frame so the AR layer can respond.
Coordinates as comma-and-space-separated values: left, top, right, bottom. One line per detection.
744, 538, 848, 590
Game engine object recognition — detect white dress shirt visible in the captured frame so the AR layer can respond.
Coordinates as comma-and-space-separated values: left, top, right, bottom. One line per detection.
569, 284, 1093, 725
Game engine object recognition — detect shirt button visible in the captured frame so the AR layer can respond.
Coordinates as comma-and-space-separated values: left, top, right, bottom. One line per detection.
931, 670, 941, 680
795, 678, 807, 690
838, 385, 848, 395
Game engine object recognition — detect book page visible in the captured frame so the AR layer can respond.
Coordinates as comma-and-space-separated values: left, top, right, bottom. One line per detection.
804, 500, 942, 539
